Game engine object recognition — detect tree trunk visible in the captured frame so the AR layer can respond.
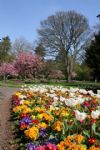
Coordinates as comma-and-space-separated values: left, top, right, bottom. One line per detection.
3, 74, 6, 83
67, 73, 71, 82
67, 57, 72, 82
64, 51, 72, 82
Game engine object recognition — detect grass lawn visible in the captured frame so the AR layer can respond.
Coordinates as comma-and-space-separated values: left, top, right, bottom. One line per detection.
0, 80, 24, 88
0, 79, 100, 91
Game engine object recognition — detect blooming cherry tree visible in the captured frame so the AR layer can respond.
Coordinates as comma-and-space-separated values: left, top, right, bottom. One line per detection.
0, 62, 17, 81
48, 70, 64, 80
14, 52, 42, 79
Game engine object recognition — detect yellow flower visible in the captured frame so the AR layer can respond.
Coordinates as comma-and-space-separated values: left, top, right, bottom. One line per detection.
31, 115, 36, 119
52, 121, 62, 131
38, 122, 48, 129
66, 135, 73, 140
23, 100, 31, 105
74, 134, 84, 144
13, 106, 20, 112
13, 105, 27, 112
67, 144, 79, 150
15, 92, 21, 96
89, 146, 100, 150
34, 107, 46, 113
61, 109, 69, 117
34, 107, 41, 111
22, 107, 32, 114
42, 113, 53, 121
64, 139, 72, 147
37, 114, 43, 119
54, 110, 60, 116
57, 141, 65, 150
24, 126, 39, 140
79, 145, 87, 150
76, 104, 81, 109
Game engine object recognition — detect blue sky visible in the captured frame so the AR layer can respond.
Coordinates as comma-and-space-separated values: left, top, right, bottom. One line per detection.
0, 0, 100, 42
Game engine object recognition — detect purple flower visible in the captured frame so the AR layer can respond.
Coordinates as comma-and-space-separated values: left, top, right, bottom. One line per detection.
20, 116, 32, 126
44, 138, 57, 145
26, 143, 35, 150
39, 128, 47, 138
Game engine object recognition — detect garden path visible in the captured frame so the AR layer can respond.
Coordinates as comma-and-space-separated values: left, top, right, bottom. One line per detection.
0, 87, 19, 150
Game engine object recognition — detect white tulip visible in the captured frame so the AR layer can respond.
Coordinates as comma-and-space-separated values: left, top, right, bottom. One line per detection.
75, 110, 87, 122
91, 110, 100, 119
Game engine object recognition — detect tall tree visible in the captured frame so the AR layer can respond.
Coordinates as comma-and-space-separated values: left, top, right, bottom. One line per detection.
38, 10, 89, 81
0, 36, 12, 63
40, 60, 58, 79
12, 37, 33, 54
85, 32, 100, 81
34, 43, 46, 59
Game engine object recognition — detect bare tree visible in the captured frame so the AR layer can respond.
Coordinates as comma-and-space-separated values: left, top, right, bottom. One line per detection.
12, 37, 33, 54
38, 10, 89, 82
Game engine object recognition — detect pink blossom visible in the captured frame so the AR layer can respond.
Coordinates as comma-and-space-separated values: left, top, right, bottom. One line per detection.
45, 143, 56, 150
35, 146, 45, 150
48, 70, 64, 79
14, 51, 42, 78
0, 62, 17, 77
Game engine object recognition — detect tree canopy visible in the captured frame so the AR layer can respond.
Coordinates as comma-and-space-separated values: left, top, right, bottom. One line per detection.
14, 52, 42, 79
38, 10, 89, 81
0, 36, 12, 63
85, 31, 100, 81
34, 43, 46, 58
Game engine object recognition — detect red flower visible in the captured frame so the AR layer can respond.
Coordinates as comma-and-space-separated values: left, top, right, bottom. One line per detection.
45, 143, 56, 150
88, 137, 96, 144
32, 119, 39, 124
89, 108, 95, 112
20, 123, 27, 129
72, 111, 75, 116
90, 118, 96, 124
92, 99, 97, 104
45, 105, 50, 109
20, 114, 29, 118
83, 101, 90, 107
13, 95, 19, 101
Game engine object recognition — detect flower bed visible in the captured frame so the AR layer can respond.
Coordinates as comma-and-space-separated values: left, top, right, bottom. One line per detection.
12, 85, 100, 150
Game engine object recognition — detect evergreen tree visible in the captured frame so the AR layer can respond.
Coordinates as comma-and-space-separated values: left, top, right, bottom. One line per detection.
85, 32, 100, 81
0, 36, 12, 63
35, 43, 45, 59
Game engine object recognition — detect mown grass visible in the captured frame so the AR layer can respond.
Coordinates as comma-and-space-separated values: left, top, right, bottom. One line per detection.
0, 80, 24, 88
0, 79, 100, 92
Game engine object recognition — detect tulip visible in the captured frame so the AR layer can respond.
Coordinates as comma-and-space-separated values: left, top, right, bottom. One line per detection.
88, 137, 96, 144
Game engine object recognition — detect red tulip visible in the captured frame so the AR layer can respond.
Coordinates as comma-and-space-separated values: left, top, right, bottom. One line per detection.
90, 118, 96, 124
92, 99, 97, 104
88, 137, 96, 144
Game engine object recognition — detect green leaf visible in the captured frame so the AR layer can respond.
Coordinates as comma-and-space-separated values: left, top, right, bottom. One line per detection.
83, 130, 90, 138
14, 120, 19, 125
92, 123, 96, 133
95, 132, 100, 137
